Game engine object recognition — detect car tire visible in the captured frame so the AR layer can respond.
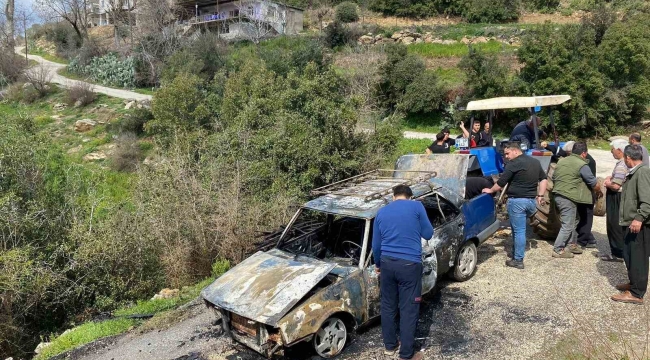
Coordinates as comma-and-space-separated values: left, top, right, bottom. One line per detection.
312, 316, 347, 358
452, 241, 477, 282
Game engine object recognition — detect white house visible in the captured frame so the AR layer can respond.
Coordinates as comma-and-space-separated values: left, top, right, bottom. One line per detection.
177, 0, 303, 39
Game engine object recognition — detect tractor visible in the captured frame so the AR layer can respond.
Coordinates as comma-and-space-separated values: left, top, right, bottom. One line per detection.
455, 95, 605, 239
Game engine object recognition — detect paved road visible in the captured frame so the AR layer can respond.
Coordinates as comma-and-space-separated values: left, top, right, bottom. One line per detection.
16, 47, 152, 101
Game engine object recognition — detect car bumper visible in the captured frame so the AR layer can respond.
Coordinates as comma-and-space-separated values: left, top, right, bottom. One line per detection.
218, 309, 284, 358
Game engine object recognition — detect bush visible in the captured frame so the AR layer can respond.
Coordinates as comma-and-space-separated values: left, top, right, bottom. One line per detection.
376, 44, 426, 111
68, 53, 136, 88
211, 258, 231, 278
109, 133, 143, 172
113, 108, 153, 136
5, 83, 42, 104
398, 71, 447, 114
335, 2, 359, 23
524, 0, 560, 11
65, 82, 96, 107
459, 47, 513, 100
148, 73, 212, 138
324, 21, 356, 48
462, 0, 520, 23
0, 53, 26, 86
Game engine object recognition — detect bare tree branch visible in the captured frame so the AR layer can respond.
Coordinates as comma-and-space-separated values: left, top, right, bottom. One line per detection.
34, 0, 89, 40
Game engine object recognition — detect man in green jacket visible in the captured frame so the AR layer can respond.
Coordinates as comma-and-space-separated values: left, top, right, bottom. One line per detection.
551, 142, 599, 258
611, 144, 650, 305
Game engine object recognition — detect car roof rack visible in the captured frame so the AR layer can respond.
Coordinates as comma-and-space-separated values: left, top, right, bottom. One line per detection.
310, 169, 438, 203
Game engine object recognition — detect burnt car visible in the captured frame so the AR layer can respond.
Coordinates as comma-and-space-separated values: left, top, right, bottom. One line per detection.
201, 154, 500, 358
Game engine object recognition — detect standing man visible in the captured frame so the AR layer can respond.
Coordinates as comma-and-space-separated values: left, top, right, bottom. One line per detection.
482, 142, 547, 269
509, 115, 546, 150
460, 119, 483, 148
372, 185, 433, 360
611, 144, 650, 305
601, 139, 629, 262
426, 132, 452, 154
551, 142, 599, 258
628, 133, 649, 166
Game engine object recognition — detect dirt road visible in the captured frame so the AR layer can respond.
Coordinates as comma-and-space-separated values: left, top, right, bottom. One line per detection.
65, 149, 648, 360
15, 47, 152, 101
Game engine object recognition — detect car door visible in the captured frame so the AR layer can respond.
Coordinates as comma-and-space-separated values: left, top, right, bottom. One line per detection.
420, 194, 463, 277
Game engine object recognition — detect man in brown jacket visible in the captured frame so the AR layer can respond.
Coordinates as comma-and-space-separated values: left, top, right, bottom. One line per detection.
612, 144, 650, 305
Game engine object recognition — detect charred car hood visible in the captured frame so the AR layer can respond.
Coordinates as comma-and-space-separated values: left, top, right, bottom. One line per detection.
201, 249, 336, 327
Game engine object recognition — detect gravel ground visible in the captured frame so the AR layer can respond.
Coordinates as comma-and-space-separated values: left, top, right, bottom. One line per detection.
69, 149, 650, 360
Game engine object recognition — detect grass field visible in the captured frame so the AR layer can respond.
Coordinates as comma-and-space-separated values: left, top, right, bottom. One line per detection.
28, 48, 69, 64
408, 40, 513, 58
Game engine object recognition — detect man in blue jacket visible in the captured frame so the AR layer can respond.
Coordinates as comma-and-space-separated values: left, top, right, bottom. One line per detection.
372, 185, 433, 360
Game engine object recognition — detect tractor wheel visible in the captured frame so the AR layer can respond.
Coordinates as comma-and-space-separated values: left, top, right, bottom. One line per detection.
530, 163, 561, 240
593, 177, 606, 217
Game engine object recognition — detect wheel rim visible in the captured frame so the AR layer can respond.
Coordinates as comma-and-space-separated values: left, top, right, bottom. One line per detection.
458, 245, 476, 276
314, 318, 347, 357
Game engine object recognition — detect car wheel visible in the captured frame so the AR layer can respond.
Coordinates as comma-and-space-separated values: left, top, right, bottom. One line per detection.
312, 316, 347, 358
452, 241, 477, 282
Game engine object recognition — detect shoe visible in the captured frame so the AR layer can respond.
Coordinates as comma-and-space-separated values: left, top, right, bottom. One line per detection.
615, 283, 632, 291
385, 348, 398, 356
611, 290, 644, 305
384, 341, 400, 356
583, 242, 598, 249
552, 249, 574, 258
505, 259, 524, 269
568, 244, 583, 254
600, 254, 623, 262
400, 352, 424, 360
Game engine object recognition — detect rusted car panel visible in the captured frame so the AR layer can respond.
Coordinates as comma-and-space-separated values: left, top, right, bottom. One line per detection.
395, 154, 469, 198
201, 251, 335, 326
278, 270, 367, 346
303, 180, 437, 219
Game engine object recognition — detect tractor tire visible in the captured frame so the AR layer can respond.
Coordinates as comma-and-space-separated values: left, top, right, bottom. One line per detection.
531, 163, 561, 240
530, 164, 606, 239
593, 177, 606, 217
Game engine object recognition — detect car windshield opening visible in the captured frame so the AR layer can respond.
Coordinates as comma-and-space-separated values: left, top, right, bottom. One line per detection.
279, 209, 367, 266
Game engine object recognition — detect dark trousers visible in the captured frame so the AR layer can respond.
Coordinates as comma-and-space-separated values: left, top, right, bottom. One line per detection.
380, 256, 422, 359
606, 190, 625, 258
576, 202, 596, 246
623, 226, 650, 299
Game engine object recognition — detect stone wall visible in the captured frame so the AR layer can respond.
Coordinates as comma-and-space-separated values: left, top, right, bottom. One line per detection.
357, 29, 521, 46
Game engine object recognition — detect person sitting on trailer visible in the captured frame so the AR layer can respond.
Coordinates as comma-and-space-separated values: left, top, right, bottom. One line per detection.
460, 119, 483, 148
478, 121, 493, 147
510, 116, 546, 149
465, 177, 494, 199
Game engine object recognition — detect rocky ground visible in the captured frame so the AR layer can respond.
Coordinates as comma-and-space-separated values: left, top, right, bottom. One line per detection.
62, 150, 650, 360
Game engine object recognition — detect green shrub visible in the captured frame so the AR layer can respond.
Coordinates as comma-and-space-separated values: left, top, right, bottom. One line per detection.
113, 108, 153, 136
211, 258, 231, 277
462, 0, 520, 23
524, 0, 560, 11
68, 53, 136, 88
459, 47, 513, 100
324, 21, 356, 48
160, 50, 205, 85
398, 71, 447, 114
148, 73, 212, 138
336, 2, 359, 23
376, 44, 426, 111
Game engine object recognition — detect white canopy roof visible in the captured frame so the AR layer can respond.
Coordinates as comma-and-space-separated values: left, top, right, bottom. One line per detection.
465, 95, 571, 111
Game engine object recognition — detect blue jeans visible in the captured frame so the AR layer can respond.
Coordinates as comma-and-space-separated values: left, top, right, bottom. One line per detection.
507, 198, 537, 261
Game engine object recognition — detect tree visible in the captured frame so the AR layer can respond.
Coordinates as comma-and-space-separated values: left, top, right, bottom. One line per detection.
35, 0, 88, 40
459, 47, 513, 100
376, 43, 426, 111
103, 0, 136, 47
3, 0, 13, 48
